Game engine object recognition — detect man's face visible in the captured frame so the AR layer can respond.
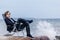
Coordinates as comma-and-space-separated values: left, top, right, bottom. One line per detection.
6, 12, 11, 18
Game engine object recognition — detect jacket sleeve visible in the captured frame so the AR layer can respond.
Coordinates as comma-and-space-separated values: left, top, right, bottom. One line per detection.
5, 18, 14, 26
11, 18, 16, 22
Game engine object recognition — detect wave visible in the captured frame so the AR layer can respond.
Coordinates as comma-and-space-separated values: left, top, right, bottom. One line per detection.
32, 21, 56, 40
0, 19, 58, 40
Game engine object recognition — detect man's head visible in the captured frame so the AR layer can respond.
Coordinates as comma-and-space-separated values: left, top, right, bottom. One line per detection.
4, 11, 11, 18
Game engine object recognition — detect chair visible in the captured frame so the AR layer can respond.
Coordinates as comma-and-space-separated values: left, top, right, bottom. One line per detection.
2, 14, 24, 36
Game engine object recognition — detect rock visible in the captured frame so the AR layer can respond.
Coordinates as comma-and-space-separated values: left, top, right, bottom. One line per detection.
0, 36, 31, 40
55, 36, 60, 40
40, 36, 50, 40
0, 36, 50, 40
32, 37, 40, 40
31, 36, 50, 40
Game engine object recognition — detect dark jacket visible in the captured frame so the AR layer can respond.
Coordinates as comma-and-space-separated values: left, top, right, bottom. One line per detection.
5, 17, 16, 26
5, 17, 16, 32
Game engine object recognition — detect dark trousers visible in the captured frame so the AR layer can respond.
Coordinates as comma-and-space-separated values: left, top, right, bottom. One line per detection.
16, 18, 31, 35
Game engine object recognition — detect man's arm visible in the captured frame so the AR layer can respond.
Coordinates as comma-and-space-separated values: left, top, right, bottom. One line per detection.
11, 18, 16, 22
5, 18, 14, 26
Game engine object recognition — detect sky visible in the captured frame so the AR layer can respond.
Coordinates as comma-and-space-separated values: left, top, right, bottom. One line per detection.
0, 0, 60, 19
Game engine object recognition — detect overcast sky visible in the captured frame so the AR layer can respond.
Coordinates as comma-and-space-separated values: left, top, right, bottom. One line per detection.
0, 0, 60, 19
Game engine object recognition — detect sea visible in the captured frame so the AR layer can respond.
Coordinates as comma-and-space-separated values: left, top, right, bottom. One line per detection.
0, 18, 60, 40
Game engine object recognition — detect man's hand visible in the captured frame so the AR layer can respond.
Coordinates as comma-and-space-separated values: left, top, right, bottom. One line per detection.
20, 23, 23, 25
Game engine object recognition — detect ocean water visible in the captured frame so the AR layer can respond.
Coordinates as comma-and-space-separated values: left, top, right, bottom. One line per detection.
0, 18, 60, 40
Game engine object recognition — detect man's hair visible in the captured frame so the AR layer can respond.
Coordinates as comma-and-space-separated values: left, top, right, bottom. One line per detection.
4, 11, 10, 17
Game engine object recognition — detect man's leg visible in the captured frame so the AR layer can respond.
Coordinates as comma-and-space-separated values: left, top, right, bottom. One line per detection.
16, 23, 33, 38
16, 18, 26, 31
23, 23, 33, 38
25, 23, 30, 34
16, 18, 33, 38
16, 23, 31, 34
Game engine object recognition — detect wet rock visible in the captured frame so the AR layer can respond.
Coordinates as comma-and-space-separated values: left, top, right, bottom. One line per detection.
0, 36, 31, 40
40, 36, 50, 40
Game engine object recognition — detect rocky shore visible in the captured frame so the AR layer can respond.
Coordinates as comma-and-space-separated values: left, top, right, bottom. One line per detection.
0, 36, 50, 40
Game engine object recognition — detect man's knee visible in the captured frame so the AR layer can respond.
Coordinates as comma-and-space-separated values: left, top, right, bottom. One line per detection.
25, 23, 29, 27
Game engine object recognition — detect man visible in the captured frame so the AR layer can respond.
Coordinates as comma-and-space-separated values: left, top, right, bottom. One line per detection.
4, 11, 33, 38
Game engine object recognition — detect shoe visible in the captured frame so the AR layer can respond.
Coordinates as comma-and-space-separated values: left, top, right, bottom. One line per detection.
27, 34, 34, 38
28, 20, 33, 23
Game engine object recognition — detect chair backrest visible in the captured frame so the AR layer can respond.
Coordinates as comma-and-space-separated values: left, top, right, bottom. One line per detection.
2, 14, 6, 20
2, 14, 7, 25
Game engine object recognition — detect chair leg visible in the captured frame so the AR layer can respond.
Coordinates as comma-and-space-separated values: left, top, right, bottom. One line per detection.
4, 32, 15, 36
22, 30, 25, 36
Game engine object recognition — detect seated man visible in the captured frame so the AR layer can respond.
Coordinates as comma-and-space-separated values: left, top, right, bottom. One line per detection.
4, 11, 33, 38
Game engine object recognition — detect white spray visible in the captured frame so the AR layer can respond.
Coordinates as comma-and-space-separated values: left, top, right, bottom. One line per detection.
33, 21, 57, 40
